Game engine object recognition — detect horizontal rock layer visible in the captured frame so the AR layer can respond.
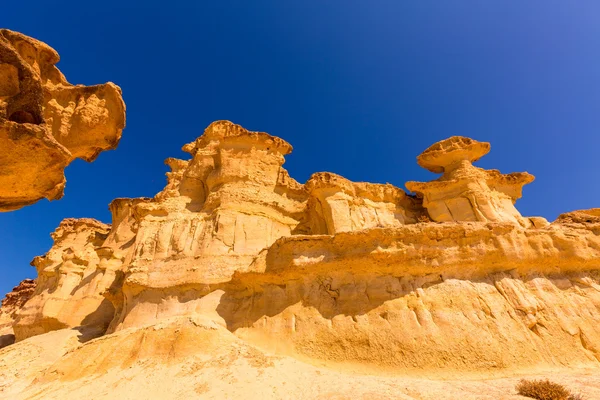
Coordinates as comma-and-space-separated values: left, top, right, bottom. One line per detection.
3, 121, 599, 385
218, 222, 600, 372
3, 315, 599, 400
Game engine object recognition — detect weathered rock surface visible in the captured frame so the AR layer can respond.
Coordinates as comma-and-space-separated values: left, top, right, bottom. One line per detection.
406, 136, 535, 226
305, 172, 425, 234
12, 219, 114, 341
224, 222, 600, 372
0, 29, 125, 211
556, 208, 600, 225
0, 279, 35, 348
2, 122, 599, 399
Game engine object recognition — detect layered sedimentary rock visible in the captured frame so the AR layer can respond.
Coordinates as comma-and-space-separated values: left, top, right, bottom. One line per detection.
224, 221, 600, 371
0, 29, 125, 211
2, 316, 600, 400
0, 279, 35, 348
305, 172, 425, 234
556, 208, 600, 225
3, 122, 600, 399
12, 219, 115, 341
406, 136, 535, 226
108, 121, 310, 330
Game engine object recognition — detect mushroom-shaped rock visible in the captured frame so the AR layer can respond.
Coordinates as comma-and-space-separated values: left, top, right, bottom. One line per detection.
0, 29, 126, 211
416, 136, 491, 173
406, 136, 534, 226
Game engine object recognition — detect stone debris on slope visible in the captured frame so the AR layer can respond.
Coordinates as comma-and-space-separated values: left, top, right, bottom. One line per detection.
0, 29, 125, 211
1, 120, 599, 399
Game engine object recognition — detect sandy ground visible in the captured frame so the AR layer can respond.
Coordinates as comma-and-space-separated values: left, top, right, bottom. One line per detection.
1, 317, 598, 400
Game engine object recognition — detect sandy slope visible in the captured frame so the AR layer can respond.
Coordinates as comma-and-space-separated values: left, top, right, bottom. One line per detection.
1, 316, 598, 400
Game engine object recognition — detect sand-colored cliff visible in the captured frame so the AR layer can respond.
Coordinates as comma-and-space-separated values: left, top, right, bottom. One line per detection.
0, 279, 35, 348
1, 121, 599, 399
0, 30, 125, 211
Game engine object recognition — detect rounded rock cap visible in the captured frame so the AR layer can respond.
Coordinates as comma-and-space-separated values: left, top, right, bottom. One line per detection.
0, 29, 60, 64
183, 120, 293, 156
417, 136, 490, 173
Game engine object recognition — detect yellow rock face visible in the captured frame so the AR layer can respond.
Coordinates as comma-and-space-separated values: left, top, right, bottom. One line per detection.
0, 30, 125, 211
2, 121, 600, 398
0, 279, 35, 348
225, 222, 600, 372
12, 219, 115, 341
406, 136, 535, 226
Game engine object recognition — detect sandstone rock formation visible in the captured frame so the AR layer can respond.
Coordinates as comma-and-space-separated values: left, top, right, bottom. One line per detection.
0, 29, 125, 211
406, 136, 535, 226
305, 172, 425, 234
0, 279, 35, 348
12, 219, 116, 341
556, 208, 600, 225
2, 122, 599, 399
227, 222, 600, 372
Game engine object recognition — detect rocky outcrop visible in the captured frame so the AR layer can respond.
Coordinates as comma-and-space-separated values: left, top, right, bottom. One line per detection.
0, 29, 125, 211
0, 279, 35, 348
0, 279, 36, 316
10, 121, 428, 336
3, 121, 600, 399
556, 208, 600, 225
305, 172, 424, 234
222, 222, 600, 371
107, 121, 310, 330
12, 219, 114, 341
406, 136, 535, 226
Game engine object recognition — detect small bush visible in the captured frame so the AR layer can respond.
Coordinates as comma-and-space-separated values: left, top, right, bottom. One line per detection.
516, 379, 583, 400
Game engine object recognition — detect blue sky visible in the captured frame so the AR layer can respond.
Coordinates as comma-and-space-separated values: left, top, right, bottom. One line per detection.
1, 1, 599, 296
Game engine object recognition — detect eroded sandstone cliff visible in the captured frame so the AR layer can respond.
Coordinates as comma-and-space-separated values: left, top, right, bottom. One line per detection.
13, 219, 114, 341
2, 121, 599, 399
0, 30, 125, 211
0, 278, 35, 348
405, 136, 535, 226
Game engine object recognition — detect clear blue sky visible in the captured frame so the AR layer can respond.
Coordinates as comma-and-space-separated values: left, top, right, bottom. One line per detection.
1, 1, 599, 297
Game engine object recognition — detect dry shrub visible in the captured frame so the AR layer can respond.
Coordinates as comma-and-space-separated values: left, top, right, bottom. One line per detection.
516, 379, 583, 400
